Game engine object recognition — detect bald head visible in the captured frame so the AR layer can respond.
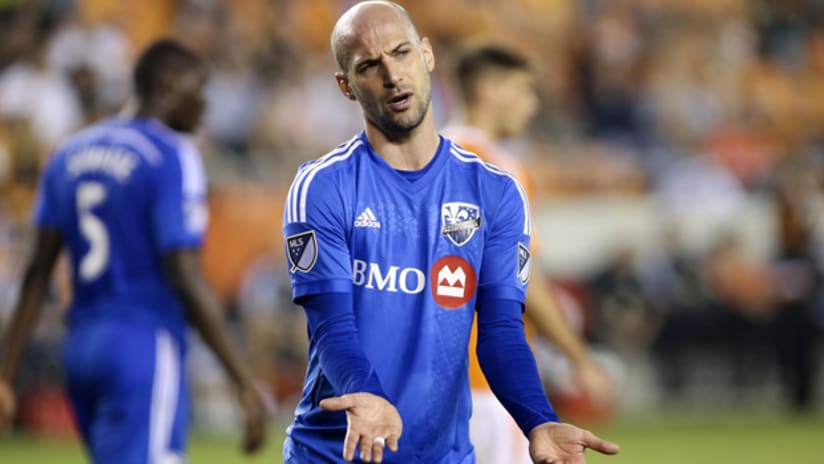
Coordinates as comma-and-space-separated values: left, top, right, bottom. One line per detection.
331, 1, 420, 74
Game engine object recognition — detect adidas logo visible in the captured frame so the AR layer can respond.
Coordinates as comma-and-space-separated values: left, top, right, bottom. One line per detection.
354, 207, 381, 228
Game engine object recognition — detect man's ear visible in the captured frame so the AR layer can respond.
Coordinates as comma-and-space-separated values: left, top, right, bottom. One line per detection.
421, 37, 435, 72
335, 72, 357, 101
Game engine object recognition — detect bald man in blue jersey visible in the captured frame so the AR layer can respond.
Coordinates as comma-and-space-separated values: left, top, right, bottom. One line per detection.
281, 2, 620, 463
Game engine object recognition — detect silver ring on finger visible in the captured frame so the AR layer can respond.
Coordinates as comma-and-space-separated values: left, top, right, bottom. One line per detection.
372, 436, 386, 447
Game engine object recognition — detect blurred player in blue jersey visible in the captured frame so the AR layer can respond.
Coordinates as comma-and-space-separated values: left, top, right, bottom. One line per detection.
281, 2, 620, 463
0, 39, 266, 463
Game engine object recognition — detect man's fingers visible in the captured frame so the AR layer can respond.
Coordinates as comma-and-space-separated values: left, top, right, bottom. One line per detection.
238, 388, 267, 454
359, 435, 374, 462
343, 427, 359, 461
320, 394, 356, 412
385, 434, 399, 452
242, 417, 265, 453
371, 436, 386, 463
583, 430, 620, 455
384, 428, 401, 452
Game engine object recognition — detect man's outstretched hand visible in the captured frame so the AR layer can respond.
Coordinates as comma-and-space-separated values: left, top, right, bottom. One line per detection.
529, 421, 620, 464
321, 392, 403, 463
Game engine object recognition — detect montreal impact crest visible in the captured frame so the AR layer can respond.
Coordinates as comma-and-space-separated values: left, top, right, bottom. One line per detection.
441, 202, 481, 246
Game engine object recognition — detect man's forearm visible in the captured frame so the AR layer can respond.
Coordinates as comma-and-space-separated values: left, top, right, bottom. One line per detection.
477, 298, 559, 435
0, 272, 50, 381
525, 269, 590, 365
165, 250, 254, 388
302, 293, 388, 399
1, 229, 62, 381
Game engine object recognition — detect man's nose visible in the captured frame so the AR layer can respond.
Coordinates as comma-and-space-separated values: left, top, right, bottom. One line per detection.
382, 61, 402, 87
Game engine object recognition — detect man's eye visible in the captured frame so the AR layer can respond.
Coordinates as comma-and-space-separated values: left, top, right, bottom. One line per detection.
358, 62, 377, 73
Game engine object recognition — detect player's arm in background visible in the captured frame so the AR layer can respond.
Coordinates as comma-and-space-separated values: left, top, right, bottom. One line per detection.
475, 177, 619, 463
163, 249, 266, 452
0, 156, 65, 430
524, 262, 614, 405
154, 142, 265, 453
0, 229, 63, 430
283, 169, 401, 463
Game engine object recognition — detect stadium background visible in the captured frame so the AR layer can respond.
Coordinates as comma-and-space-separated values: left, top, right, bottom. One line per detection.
0, 0, 823, 462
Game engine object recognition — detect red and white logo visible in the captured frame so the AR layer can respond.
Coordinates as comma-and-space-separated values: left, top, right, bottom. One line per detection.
430, 256, 477, 309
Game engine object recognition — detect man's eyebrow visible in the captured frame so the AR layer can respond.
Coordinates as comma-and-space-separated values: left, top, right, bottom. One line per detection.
391, 41, 411, 52
352, 40, 414, 69
354, 56, 380, 69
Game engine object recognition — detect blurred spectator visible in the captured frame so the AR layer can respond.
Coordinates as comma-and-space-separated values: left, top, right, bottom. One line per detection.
772, 165, 821, 410
0, 11, 82, 155
202, 44, 265, 154
590, 246, 661, 352
46, 12, 131, 116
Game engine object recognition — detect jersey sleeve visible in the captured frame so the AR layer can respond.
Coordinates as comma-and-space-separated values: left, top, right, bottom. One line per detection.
283, 168, 352, 301
32, 155, 64, 229
152, 139, 208, 252
477, 176, 531, 304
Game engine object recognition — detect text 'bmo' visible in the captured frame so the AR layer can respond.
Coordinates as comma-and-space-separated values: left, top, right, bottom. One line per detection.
353, 259, 426, 294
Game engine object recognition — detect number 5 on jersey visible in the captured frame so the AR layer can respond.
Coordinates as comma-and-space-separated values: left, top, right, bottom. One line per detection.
77, 181, 109, 282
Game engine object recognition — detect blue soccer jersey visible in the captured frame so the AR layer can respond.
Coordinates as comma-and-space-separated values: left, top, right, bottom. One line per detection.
283, 132, 531, 463
33, 117, 208, 342
32, 117, 207, 463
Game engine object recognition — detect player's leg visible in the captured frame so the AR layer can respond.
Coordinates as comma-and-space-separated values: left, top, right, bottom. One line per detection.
166, 353, 190, 459
68, 322, 185, 464
469, 390, 510, 464
141, 327, 187, 464
284, 435, 343, 463
470, 389, 533, 464
505, 409, 532, 464
63, 327, 98, 454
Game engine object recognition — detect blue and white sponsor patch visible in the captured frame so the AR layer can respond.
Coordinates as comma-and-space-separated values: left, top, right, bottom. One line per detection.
286, 230, 318, 273
441, 202, 481, 246
518, 242, 530, 284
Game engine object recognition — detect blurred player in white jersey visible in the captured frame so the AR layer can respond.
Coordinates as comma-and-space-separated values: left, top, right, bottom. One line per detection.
443, 45, 616, 464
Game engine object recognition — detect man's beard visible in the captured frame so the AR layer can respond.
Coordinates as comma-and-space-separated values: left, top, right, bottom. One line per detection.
366, 91, 431, 142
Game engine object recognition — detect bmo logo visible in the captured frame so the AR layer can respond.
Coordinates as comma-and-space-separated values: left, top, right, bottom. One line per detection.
352, 256, 478, 308
353, 259, 426, 294
430, 256, 477, 309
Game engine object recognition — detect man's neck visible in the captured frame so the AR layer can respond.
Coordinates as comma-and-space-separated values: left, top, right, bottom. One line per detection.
364, 111, 440, 171
465, 105, 500, 143
134, 100, 165, 124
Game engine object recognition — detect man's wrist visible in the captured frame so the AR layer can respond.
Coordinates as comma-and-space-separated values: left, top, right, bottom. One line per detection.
521, 410, 561, 437
528, 421, 561, 440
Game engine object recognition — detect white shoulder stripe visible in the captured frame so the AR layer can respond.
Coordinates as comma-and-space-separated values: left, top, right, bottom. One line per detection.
286, 136, 359, 223
297, 140, 362, 223
287, 137, 362, 224
449, 147, 531, 235
177, 138, 205, 196
451, 145, 509, 175
68, 125, 164, 166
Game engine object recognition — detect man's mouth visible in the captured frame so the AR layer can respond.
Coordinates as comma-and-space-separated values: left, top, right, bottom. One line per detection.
387, 92, 412, 111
